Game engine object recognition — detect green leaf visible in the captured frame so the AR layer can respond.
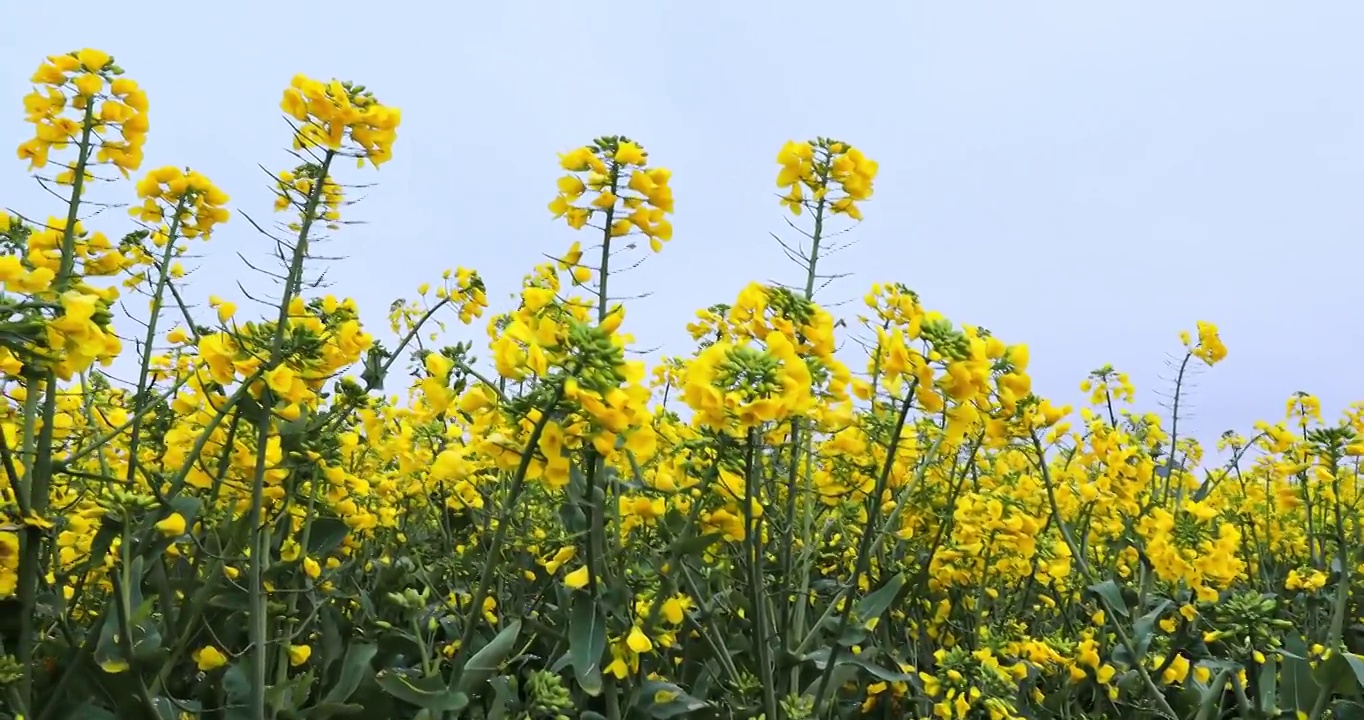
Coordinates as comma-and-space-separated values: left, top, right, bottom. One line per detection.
636, 680, 709, 719
852, 572, 907, 625
549, 651, 573, 674
360, 344, 389, 390
1314, 651, 1364, 698
306, 517, 350, 557
1132, 599, 1171, 658
1168, 680, 1205, 720
1343, 653, 1364, 690
266, 671, 316, 714
569, 595, 606, 696
804, 663, 860, 701
303, 703, 365, 720
1282, 635, 1321, 713
375, 671, 470, 712
1087, 579, 1130, 618
488, 675, 515, 720
821, 574, 905, 647
149, 697, 180, 720
167, 495, 203, 528
82, 517, 121, 577
1195, 669, 1232, 720
91, 601, 126, 673
457, 619, 523, 693
87, 587, 160, 671
803, 647, 913, 683
319, 604, 345, 677
224, 661, 252, 703
558, 502, 588, 535
320, 642, 377, 705
1258, 656, 1278, 718
129, 599, 163, 662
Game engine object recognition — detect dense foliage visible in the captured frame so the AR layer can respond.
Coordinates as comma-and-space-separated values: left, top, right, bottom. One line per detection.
3, 48, 1364, 720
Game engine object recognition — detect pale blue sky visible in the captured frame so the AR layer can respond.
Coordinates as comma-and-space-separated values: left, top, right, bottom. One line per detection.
3, 2, 1362, 448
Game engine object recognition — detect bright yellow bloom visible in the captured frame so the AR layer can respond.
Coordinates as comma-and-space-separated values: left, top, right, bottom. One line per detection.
563, 565, 589, 590
155, 513, 187, 537
288, 645, 312, 666
194, 646, 228, 672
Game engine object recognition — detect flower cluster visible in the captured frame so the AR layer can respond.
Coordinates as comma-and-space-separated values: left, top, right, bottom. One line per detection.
1182, 319, 1229, 366
549, 136, 675, 251
0, 213, 126, 377
19, 49, 148, 175
281, 74, 401, 166
777, 137, 878, 219
132, 165, 232, 238
1080, 364, 1136, 406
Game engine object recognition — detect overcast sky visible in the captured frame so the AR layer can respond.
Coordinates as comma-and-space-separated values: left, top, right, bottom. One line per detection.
3, 1, 1362, 450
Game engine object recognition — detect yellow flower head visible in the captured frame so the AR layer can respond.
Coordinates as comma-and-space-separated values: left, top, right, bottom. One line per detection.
777, 138, 876, 219
548, 137, 673, 249
154, 512, 187, 538
193, 645, 229, 672
288, 645, 312, 667
280, 75, 400, 167
20, 49, 147, 175
130, 166, 231, 239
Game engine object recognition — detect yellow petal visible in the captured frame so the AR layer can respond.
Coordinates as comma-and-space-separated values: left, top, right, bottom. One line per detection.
563, 565, 589, 590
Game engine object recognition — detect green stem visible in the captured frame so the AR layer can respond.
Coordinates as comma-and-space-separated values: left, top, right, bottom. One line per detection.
75, 372, 113, 479
274, 466, 321, 687
802, 193, 827, 300
1313, 452, 1352, 720
112, 522, 162, 718
248, 151, 335, 720
1164, 352, 1193, 507
124, 197, 189, 483
780, 191, 826, 697
16, 99, 97, 712
577, 156, 622, 714
743, 430, 779, 720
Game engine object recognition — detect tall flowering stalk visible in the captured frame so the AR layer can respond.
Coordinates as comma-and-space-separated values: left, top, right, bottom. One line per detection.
239, 74, 400, 718
9, 49, 146, 713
